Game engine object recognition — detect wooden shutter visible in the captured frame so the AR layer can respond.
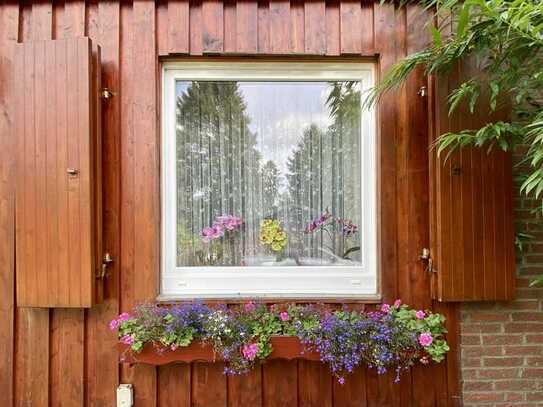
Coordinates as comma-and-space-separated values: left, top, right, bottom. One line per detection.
14, 37, 102, 308
429, 62, 515, 302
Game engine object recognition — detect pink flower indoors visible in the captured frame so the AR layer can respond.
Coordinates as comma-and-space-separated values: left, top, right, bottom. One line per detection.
279, 311, 289, 321
241, 343, 259, 361
415, 310, 426, 320
418, 333, 433, 347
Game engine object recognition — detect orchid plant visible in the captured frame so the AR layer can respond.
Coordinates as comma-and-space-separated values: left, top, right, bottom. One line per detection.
112, 301, 449, 383
197, 215, 243, 265
304, 209, 360, 260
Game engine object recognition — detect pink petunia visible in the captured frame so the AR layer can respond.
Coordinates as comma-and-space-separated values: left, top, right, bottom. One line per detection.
393, 299, 402, 309
118, 312, 131, 322
415, 310, 426, 320
279, 311, 289, 322
201, 226, 217, 243
244, 301, 256, 312
120, 335, 135, 346
109, 319, 120, 331
418, 333, 433, 347
241, 343, 259, 361
380, 304, 391, 313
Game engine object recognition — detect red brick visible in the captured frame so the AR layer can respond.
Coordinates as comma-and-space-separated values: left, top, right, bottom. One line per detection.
484, 357, 524, 367
495, 380, 539, 391
462, 335, 482, 345
463, 346, 502, 357
521, 368, 543, 379
504, 392, 525, 402
496, 300, 540, 311
462, 357, 483, 367
470, 312, 511, 322
462, 323, 503, 334
505, 323, 543, 333
463, 381, 494, 392
504, 346, 543, 356
512, 312, 543, 322
482, 334, 523, 345
526, 334, 543, 343
463, 392, 505, 403
527, 392, 543, 401
478, 368, 520, 379
526, 357, 543, 366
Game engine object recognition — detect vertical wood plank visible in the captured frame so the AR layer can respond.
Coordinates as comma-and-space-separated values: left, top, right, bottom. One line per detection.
304, 1, 325, 55
228, 366, 263, 406
15, 309, 50, 407
192, 363, 227, 407
298, 361, 332, 407
190, 1, 203, 55
168, 0, 190, 55
0, 4, 19, 405
334, 368, 367, 407
360, 2, 374, 55
374, 2, 398, 303
263, 360, 298, 407
340, 1, 362, 54
325, 0, 340, 56
129, 2, 159, 405
156, 0, 169, 56
290, 1, 304, 53
86, 2, 121, 406
269, 0, 289, 54
158, 365, 191, 407
15, 6, 51, 407
257, 1, 270, 53
202, 0, 224, 53
50, 309, 85, 407
223, 0, 237, 52
236, 1, 258, 54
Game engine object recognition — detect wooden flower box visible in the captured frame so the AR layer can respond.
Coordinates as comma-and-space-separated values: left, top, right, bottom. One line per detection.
118, 336, 320, 365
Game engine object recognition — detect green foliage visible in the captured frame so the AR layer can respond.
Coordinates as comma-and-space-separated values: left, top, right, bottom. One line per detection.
371, 0, 543, 285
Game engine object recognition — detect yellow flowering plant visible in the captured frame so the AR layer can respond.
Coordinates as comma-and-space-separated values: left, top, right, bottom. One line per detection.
259, 219, 288, 252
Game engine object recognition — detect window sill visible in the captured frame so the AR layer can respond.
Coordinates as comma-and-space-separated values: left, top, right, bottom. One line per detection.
118, 336, 320, 365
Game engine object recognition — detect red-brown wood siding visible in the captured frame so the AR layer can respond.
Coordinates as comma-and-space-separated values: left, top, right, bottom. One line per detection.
0, 1, 461, 406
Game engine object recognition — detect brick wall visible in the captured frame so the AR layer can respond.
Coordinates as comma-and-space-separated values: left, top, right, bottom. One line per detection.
460, 154, 543, 406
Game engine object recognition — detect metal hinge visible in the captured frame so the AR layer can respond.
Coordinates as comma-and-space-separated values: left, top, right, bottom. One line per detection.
419, 248, 434, 273
101, 88, 115, 100
97, 252, 114, 279
418, 86, 427, 97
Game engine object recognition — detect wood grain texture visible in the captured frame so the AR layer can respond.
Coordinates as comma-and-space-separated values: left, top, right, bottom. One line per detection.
2, 1, 470, 406
14, 37, 97, 307
0, 4, 19, 405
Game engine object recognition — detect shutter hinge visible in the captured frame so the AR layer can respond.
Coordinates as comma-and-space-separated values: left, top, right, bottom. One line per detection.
419, 248, 435, 273
101, 88, 115, 100
418, 86, 427, 97
97, 252, 114, 279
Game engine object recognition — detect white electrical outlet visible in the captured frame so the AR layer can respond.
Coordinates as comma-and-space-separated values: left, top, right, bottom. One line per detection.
117, 384, 133, 407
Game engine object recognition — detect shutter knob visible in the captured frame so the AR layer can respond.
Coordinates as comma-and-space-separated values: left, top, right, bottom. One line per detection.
66, 168, 79, 176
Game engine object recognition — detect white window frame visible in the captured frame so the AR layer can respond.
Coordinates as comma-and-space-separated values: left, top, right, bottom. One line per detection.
160, 61, 378, 300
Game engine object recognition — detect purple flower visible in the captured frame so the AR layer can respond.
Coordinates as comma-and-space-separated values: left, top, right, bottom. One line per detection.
415, 310, 426, 320
393, 299, 402, 309
241, 343, 259, 360
339, 219, 358, 237
118, 312, 131, 322
418, 333, 433, 347
201, 226, 219, 243
109, 319, 119, 331
279, 311, 290, 322
380, 304, 391, 313
201, 215, 243, 242
120, 335, 135, 346
305, 210, 332, 234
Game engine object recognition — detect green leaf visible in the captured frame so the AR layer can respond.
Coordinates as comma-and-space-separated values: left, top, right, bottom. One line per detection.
431, 25, 442, 47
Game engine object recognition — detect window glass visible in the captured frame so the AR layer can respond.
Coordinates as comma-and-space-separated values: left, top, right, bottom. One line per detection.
175, 80, 362, 268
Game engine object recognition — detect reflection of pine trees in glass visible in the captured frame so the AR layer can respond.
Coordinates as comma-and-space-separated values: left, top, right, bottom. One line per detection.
176, 82, 264, 266
176, 80, 362, 267
285, 82, 361, 262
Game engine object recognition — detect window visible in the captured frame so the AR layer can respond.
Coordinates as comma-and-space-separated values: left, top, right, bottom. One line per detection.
161, 62, 377, 299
